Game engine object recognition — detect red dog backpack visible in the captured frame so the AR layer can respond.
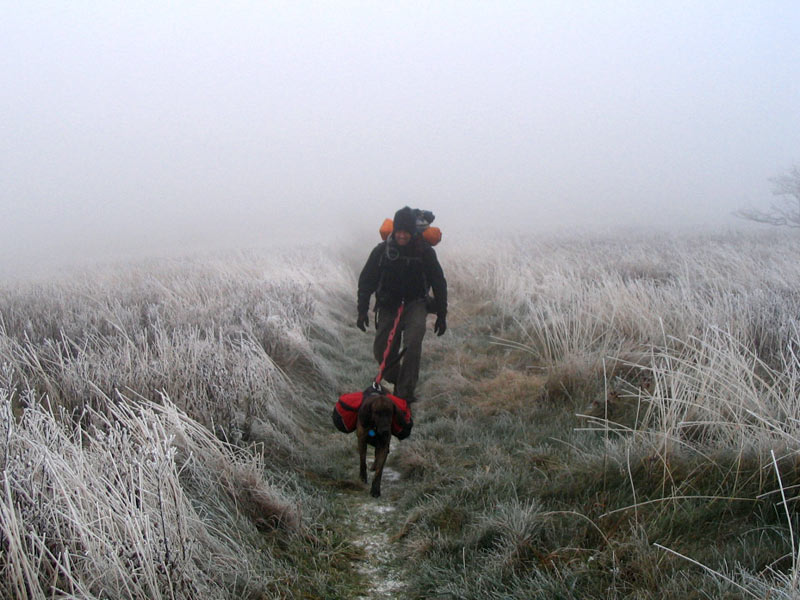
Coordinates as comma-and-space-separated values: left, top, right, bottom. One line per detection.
332, 391, 413, 440
332, 392, 362, 433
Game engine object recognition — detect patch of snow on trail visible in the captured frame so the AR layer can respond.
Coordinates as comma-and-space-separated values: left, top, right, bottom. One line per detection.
351, 466, 405, 599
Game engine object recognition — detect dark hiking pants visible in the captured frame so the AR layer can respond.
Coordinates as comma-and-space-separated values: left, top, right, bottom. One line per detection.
373, 298, 427, 400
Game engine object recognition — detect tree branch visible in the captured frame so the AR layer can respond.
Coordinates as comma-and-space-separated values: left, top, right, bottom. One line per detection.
735, 166, 800, 228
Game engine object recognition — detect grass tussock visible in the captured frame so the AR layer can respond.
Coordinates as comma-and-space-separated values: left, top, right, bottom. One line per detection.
0, 387, 301, 599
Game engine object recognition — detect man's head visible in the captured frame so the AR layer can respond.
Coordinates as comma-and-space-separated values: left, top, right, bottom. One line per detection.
393, 206, 416, 246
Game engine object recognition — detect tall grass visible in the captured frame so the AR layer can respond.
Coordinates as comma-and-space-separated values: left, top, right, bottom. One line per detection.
5, 229, 800, 598
0, 249, 353, 441
0, 247, 357, 599
0, 384, 300, 599
456, 231, 800, 424
400, 229, 800, 598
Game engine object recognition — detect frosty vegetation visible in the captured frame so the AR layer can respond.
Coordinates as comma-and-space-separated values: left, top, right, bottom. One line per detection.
455, 231, 800, 451
419, 230, 800, 598
0, 249, 354, 599
2, 231, 800, 598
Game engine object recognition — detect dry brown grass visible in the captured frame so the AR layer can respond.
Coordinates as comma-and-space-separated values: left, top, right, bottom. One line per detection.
471, 368, 548, 417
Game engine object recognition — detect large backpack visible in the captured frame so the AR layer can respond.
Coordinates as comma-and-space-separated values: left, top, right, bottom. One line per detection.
376, 209, 442, 314
379, 208, 442, 246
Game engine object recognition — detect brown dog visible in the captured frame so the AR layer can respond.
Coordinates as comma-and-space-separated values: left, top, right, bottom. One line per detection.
357, 394, 396, 497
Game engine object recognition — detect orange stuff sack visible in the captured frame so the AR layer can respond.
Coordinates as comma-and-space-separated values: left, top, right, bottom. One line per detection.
422, 226, 442, 246
378, 218, 442, 246
379, 218, 394, 241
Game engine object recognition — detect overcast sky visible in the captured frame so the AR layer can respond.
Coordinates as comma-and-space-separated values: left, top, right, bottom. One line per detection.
2, 1, 799, 270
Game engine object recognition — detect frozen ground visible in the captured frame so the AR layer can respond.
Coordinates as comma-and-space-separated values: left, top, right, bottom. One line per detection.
346, 466, 406, 599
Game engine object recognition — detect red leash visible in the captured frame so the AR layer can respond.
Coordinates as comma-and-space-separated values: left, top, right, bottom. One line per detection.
374, 303, 404, 388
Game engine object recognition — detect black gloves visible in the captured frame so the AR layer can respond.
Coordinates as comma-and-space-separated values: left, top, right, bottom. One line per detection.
434, 314, 447, 336
360, 310, 446, 335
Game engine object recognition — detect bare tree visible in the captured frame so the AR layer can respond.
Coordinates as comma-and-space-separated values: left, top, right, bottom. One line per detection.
735, 166, 800, 228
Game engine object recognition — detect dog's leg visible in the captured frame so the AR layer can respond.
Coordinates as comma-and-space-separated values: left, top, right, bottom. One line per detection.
358, 432, 368, 485
370, 441, 390, 498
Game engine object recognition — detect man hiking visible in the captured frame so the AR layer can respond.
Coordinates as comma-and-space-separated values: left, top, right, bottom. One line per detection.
356, 206, 448, 404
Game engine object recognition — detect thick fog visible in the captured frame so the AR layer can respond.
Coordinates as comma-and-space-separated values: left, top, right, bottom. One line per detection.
2, 2, 799, 274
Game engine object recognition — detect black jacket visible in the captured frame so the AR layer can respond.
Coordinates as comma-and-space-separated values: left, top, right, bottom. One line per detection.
357, 237, 447, 316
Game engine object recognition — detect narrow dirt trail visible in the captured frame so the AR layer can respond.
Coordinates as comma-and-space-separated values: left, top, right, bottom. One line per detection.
320, 296, 427, 598
341, 466, 406, 600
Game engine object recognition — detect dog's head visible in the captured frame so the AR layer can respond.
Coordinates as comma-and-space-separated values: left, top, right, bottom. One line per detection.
360, 395, 396, 441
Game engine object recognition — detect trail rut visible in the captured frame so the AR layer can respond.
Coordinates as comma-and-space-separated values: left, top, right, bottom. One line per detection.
342, 466, 407, 600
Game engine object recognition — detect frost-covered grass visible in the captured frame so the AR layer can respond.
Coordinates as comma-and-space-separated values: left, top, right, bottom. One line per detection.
462, 231, 800, 454
4, 230, 800, 598
0, 386, 301, 599
0, 248, 360, 599
0, 249, 353, 444
395, 229, 800, 599
450, 231, 800, 365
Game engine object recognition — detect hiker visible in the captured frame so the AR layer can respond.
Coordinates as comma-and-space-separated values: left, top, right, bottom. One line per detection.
356, 206, 448, 404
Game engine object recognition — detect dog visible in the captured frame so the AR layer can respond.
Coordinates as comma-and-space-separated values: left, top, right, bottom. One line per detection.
356, 394, 396, 497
